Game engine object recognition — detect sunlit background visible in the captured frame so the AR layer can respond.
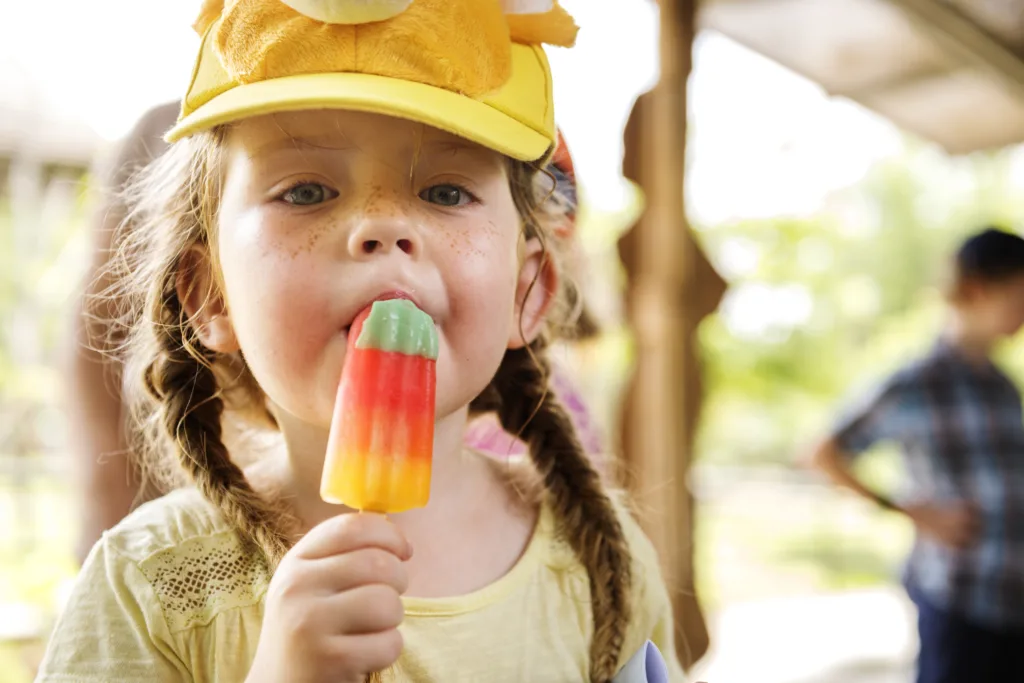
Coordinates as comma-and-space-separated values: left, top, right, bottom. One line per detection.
3, 1, 1024, 681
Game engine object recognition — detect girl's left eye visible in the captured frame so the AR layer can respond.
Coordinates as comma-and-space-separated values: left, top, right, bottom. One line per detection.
419, 184, 475, 207
279, 182, 338, 206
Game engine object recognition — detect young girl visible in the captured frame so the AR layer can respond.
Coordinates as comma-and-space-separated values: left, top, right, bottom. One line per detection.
39, 1, 684, 681
68, 99, 603, 562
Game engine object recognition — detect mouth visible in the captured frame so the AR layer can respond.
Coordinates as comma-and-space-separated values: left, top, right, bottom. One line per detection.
342, 289, 424, 338
372, 290, 416, 306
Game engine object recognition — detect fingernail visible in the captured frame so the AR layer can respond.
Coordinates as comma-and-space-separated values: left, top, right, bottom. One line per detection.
405, 539, 414, 559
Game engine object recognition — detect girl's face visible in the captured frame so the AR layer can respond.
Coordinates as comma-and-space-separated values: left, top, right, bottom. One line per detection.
203, 110, 543, 429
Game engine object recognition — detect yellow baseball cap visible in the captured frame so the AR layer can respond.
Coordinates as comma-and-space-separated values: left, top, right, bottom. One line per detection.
166, 0, 578, 163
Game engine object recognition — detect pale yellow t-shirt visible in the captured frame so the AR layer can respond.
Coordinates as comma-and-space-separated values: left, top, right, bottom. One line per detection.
37, 488, 687, 682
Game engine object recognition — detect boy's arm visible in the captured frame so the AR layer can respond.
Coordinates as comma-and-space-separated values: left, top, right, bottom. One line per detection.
66, 102, 178, 564
805, 386, 978, 549
807, 437, 900, 511
804, 375, 909, 510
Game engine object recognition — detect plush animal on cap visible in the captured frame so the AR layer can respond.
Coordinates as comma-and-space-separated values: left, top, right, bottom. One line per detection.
174, 0, 578, 161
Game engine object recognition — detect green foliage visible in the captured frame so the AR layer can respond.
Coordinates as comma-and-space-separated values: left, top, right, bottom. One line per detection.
695, 140, 1024, 466
0, 172, 91, 659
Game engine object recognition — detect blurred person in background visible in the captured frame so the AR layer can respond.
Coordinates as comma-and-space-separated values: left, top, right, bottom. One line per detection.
809, 227, 1024, 683
65, 100, 178, 565
66, 102, 605, 565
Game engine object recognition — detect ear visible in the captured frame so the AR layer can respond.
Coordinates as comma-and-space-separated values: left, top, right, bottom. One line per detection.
176, 246, 240, 353
509, 236, 558, 349
957, 278, 988, 305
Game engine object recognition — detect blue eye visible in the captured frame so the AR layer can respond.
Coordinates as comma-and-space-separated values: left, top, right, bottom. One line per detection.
281, 183, 337, 206
420, 184, 474, 207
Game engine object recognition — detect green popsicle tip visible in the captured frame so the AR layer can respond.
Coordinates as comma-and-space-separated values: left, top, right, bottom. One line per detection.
354, 299, 439, 360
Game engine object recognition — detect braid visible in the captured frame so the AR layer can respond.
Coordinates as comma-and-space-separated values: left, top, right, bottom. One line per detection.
143, 283, 294, 569
474, 346, 633, 682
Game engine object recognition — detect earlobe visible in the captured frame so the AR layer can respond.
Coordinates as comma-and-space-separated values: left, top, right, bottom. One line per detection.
176, 246, 240, 353
509, 237, 558, 349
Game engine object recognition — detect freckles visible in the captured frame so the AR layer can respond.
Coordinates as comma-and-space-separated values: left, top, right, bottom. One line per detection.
364, 185, 383, 212
443, 219, 505, 260
472, 220, 501, 258
260, 213, 337, 260
299, 219, 333, 257
363, 185, 405, 219
449, 227, 480, 259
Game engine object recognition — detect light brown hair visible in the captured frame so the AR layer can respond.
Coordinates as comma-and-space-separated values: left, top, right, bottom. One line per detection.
107, 128, 632, 681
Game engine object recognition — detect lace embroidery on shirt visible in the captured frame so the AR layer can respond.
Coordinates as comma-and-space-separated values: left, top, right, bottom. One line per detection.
138, 531, 270, 633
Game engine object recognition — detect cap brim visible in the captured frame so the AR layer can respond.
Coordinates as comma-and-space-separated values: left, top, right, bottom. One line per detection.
165, 71, 551, 162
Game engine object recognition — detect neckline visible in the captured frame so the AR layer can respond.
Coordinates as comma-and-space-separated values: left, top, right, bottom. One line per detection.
933, 337, 999, 376
401, 502, 554, 617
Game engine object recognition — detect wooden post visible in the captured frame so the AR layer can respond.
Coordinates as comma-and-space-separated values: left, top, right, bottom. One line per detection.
618, 0, 725, 670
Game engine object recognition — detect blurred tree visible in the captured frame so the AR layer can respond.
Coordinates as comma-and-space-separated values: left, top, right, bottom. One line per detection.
695, 138, 1024, 467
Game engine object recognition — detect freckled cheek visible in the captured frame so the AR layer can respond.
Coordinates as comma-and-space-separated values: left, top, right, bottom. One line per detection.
437, 225, 519, 324
219, 222, 340, 377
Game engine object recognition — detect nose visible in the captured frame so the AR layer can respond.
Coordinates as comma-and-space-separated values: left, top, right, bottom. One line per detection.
347, 214, 421, 260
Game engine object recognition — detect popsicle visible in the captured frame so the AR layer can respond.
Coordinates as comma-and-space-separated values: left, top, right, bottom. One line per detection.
320, 298, 438, 512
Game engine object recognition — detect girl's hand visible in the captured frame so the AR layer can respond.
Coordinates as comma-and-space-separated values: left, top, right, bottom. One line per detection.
247, 513, 411, 683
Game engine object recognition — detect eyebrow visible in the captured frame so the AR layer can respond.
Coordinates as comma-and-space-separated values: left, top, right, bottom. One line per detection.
421, 138, 494, 158
245, 133, 498, 167
414, 140, 505, 174
248, 135, 357, 161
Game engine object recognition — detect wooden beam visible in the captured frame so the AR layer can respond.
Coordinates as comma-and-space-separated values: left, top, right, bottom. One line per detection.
887, 0, 1024, 95
829, 62, 952, 98
618, 0, 724, 671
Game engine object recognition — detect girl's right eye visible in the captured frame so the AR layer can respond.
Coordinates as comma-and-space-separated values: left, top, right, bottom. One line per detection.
278, 182, 339, 206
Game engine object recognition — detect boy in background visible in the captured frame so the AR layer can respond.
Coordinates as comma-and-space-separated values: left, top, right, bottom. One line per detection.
810, 227, 1024, 683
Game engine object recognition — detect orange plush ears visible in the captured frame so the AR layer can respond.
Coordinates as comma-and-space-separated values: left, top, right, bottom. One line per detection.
192, 0, 224, 34
503, 0, 578, 46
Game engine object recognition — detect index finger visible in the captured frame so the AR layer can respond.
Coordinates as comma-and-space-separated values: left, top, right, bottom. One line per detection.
294, 512, 412, 561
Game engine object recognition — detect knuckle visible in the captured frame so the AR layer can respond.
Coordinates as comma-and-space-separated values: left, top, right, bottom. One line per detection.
274, 564, 311, 601
355, 585, 403, 628
266, 576, 291, 604
325, 513, 360, 541
365, 549, 393, 578
346, 512, 378, 535
283, 607, 317, 641
324, 511, 368, 543
381, 628, 404, 662
385, 626, 403, 659
316, 638, 347, 666
393, 562, 409, 594
382, 589, 405, 626
332, 639, 368, 672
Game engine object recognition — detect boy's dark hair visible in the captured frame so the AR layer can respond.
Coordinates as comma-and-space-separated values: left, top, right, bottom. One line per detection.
956, 227, 1024, 282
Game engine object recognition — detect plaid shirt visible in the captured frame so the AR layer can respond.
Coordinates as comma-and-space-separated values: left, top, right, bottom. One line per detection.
834, 340, 1024, 630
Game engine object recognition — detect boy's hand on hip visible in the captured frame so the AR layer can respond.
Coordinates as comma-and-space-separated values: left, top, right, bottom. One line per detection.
905, 501, 979, 550
247, 512, 411, 683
